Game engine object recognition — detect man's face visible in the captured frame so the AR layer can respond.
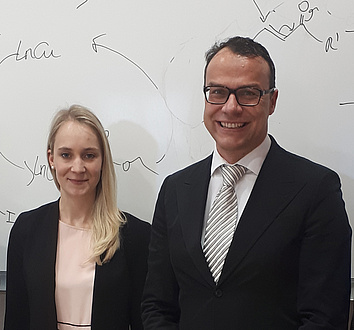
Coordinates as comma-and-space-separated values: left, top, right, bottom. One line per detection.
203, 47, 278, 164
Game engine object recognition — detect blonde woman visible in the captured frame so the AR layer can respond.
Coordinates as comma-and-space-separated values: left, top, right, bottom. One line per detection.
5, 105, 150, 330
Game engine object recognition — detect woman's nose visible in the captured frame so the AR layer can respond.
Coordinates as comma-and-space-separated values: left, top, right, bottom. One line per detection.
71, 158, 86, 172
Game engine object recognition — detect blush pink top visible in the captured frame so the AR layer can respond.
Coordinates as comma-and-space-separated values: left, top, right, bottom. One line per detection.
55, 220, 96, 330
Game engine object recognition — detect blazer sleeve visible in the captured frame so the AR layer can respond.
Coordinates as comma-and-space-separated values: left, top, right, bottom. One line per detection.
122, 213, 151, 330
297, 169, 351, 329
141, 177, 180, 330
4, 213, 31, 330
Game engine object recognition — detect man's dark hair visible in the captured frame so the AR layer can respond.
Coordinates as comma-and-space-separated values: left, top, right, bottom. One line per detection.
204, 36, 276, 88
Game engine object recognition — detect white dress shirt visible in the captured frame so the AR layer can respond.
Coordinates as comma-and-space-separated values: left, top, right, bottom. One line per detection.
201, 135, 271, 245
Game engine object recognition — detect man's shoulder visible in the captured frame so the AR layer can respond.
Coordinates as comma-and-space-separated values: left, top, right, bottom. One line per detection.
268, 137, 337, 178
168, 154, 212, 180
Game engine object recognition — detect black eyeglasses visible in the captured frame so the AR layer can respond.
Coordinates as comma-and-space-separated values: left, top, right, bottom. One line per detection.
204, 86, 275, 106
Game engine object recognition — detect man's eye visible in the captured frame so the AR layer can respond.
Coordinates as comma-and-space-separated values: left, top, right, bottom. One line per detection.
211, 88, 227, 95
239, 88, 258, 97
61, 153, 70, 158
209, 88, 229, 100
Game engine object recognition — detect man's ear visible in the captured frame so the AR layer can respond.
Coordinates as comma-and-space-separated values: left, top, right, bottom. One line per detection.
269, 89, 278, 115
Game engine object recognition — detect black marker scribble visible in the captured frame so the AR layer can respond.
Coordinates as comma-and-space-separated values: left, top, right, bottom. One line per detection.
254, 0, 322, 43
1, 152, 53, 186
0, 151, 24, 169
0, 209, 16, 223
156, 153, 166, 164
92, 34, 158, 89
0, 40, 61, 66
339, 102, 354, 106
91, 34, 206, 172
91, 34, 182, 172
76, 0, 88, 9
114, 157, 159, 175
325, 32, 339, 52
105, 129, 162, 174
24, 156, 53, 186
91, 33, 206, 131
252, 0, 284, 23
254, 0, 354, 53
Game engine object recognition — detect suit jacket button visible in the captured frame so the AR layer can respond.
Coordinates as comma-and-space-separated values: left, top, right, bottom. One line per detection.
214, 289, 223, 298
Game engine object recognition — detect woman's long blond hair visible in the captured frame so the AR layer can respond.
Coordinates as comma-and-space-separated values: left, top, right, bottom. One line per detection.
47, 104, 126, 264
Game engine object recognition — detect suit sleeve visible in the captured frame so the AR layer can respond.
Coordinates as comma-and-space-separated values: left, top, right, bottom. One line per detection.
142, 178, 180, 330
297, 170, 351, 329
4, 214, 30, 330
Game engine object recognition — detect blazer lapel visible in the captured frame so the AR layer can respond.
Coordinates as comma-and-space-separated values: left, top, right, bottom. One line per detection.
25, 200, 59, 327
178, 155, 216, 286
219, 139, 307, 284
37, 201, 59, 301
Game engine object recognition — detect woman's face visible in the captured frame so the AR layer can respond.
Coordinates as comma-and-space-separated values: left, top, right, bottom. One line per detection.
48, 120, 103, 202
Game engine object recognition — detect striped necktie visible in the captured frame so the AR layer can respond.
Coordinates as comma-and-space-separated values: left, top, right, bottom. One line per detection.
203, 164, 246, 283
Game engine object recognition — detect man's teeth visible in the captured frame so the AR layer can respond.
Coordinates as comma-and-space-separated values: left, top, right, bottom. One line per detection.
221, 122, 245, 128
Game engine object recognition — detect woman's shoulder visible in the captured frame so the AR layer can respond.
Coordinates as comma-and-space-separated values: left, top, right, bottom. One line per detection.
122, 212, 150, 234
12, 200, 59, 230
121, 212, 151, 247
8, 200, 59, 246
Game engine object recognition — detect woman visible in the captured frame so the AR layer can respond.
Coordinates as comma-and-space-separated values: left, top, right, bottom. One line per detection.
4, 105, 150, 330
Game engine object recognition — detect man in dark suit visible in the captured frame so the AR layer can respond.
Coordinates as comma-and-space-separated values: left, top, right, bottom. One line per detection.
142, 36, 351, 329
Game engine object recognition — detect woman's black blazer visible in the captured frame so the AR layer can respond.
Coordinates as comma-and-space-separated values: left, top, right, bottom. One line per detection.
4, 200, 150, 330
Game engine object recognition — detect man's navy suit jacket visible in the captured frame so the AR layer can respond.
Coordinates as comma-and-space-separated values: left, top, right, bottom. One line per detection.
142, 136, 351, 330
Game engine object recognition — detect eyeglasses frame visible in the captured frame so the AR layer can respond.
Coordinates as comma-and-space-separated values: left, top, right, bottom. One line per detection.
203, 85, 276, 106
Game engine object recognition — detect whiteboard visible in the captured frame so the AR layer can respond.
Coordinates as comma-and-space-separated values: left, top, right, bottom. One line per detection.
1, 0, 354, 272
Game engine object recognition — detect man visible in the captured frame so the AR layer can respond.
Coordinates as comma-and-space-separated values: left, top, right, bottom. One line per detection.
142, 36, 351, 329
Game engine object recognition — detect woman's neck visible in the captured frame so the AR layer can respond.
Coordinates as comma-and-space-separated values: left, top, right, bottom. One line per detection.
59, 195, 94, 229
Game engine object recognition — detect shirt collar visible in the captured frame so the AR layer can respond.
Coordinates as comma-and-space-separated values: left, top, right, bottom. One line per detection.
210, 135, 271, 176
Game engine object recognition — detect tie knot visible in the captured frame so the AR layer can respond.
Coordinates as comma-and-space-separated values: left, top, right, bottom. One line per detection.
221, 164, 246, 186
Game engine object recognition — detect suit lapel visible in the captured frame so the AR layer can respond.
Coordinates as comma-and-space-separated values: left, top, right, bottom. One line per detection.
178, 155, 216, 286
219, 139, 307, 284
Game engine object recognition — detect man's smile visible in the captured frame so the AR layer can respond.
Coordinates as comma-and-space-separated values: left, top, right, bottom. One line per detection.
219, 121, 246, 128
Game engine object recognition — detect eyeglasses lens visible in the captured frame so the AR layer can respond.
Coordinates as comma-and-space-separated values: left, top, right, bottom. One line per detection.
206, 87, 261, 106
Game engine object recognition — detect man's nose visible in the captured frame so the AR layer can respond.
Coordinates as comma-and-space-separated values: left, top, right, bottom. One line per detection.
223, 92, 243, 113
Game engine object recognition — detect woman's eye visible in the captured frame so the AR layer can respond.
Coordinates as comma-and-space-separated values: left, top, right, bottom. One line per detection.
85, 154, 95, 159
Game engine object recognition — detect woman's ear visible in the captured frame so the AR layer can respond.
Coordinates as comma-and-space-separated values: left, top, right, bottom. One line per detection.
48, 149, 54, 168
